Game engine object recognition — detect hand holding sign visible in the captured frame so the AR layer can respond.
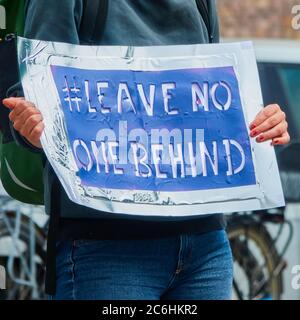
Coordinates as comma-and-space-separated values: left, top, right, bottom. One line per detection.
3, 98, 289, 152
250, 104, 290, 145
15, 39, 287, 215
3, 97, 44, 149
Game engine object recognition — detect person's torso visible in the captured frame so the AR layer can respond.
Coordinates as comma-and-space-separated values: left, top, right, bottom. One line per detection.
24, 0, 221, 223
97, 0, 219, 46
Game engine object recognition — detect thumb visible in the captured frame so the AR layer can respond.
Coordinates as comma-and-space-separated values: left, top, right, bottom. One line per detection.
2, 97, 25, 109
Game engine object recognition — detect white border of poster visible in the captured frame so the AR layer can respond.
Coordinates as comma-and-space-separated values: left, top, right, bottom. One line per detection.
18, 37, 285, 217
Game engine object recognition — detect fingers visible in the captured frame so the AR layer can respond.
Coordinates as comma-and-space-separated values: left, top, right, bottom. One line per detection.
255, 121, 288, 143
10, 105, 41, 127
20, 114, 43, 138
3, 98, 44, 149
250, 104, 290, 145
7, 99, 42, 131
250, 111, 286, 138
2, 97, 25, 109
28, 122, 45, 148
250, 104, 281, 130
8, 100, 37, 121
272, 132, 291, 146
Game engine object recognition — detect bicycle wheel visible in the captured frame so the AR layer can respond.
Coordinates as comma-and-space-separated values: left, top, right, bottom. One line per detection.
0, 211, 46, 300
227, 221, 283, 300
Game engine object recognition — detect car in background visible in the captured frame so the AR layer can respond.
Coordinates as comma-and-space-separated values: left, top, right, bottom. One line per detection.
224, 38, 300, 142
224, 38, 300, 300
253, 39, 300, 201
254, 39, 300, 143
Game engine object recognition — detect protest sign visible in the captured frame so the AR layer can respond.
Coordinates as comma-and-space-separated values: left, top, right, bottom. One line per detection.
18, 38, 284, 217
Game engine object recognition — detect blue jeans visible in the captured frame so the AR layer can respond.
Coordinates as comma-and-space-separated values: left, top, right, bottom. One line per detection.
50, 229, 233, 300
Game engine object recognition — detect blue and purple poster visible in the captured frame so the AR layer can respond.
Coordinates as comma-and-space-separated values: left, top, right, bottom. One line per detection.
51, 65, 256, 192
19, 38, 285, 217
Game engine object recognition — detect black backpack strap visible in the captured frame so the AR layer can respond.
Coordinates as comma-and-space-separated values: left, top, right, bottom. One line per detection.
195, 0, 213, 43
79, 0, 109, 43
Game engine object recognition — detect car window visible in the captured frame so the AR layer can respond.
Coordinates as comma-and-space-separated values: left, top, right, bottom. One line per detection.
276, 65, 300, 139
258, 63, 300, 141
